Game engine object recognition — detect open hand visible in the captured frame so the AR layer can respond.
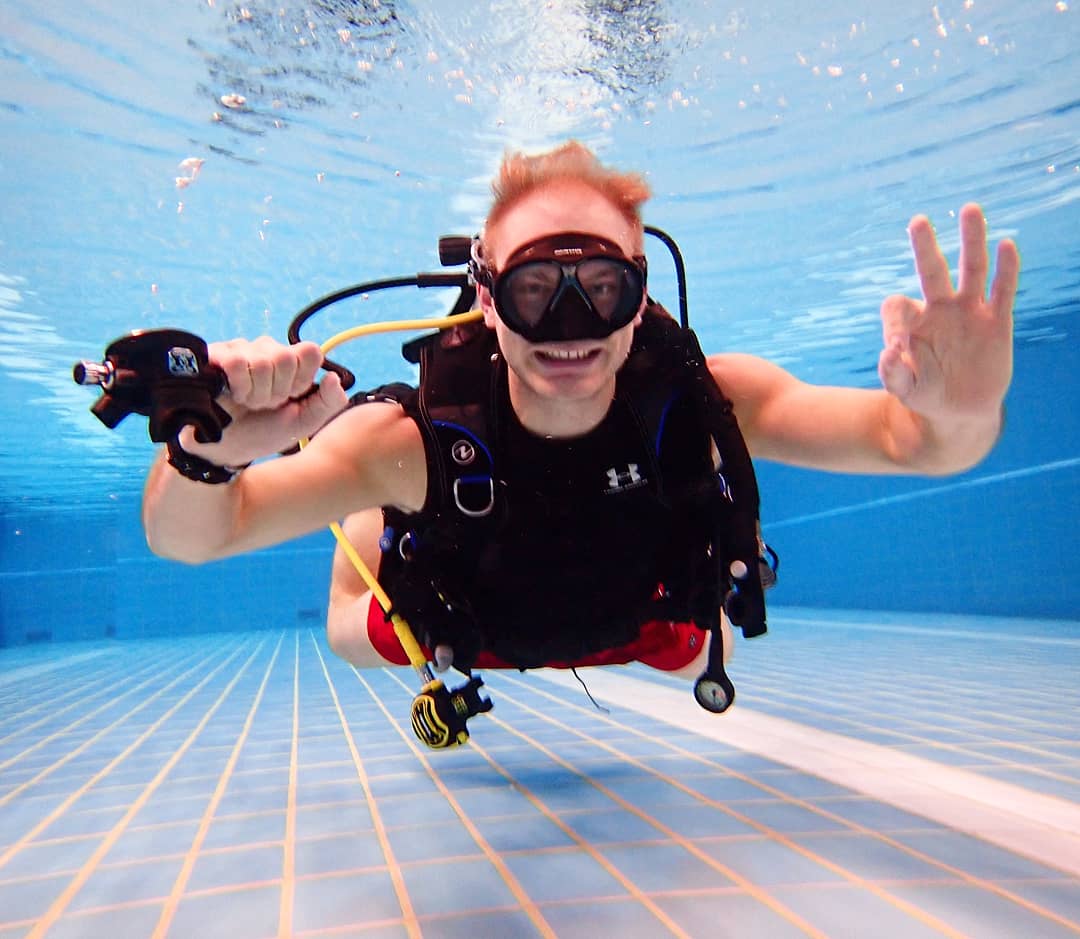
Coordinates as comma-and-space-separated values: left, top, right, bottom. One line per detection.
878, 203, 1019, 422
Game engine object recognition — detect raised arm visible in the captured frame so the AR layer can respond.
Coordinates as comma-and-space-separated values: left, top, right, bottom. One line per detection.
142, 337, 425, 563
712, 203, 1019, 476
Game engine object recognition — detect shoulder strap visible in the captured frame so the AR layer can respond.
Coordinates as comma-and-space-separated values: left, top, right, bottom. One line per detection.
622, 303, 770, 639
409, 320, 502, 520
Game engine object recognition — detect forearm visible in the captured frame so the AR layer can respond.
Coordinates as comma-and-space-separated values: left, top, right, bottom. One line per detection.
142, 451, 247, 563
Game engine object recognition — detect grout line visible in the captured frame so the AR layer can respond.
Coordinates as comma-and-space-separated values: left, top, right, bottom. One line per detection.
278, 629, 300, 938
150, 632, 285, 939
0, 647, 177, 744
0, 638, 251, 865
362, 667, 559, 938
0, 646, 216, 776
24, 637, 269, 938
528, 668, 1080, 910
483, 675, 963, 939
307, 632, 420, 939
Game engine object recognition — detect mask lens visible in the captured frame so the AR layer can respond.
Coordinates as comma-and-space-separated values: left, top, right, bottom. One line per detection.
502, 262, 562, 327
577, 258, 641, 321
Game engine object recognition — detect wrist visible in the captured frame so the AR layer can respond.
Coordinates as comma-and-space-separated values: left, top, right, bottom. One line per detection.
166, 435, 251, 484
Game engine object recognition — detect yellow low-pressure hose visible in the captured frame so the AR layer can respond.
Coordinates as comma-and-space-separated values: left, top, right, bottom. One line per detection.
302, 310, 484, 678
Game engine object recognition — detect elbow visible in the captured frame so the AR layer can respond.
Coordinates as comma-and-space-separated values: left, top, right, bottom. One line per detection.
326, 606, 353, 661
144, 529, 220, 565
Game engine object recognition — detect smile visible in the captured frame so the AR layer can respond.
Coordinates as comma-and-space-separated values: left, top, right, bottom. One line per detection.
535, 347, 600, 362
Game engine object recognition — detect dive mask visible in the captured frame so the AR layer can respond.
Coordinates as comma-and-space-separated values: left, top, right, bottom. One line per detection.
472, 232, 647, 343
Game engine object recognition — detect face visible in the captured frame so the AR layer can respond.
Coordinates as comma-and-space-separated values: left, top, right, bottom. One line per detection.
480, 179, 646, 412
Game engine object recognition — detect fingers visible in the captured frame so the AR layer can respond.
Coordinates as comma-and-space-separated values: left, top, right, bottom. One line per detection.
956, 202, 990, 302
989, 236, 1021, 322
879, 293, 920, 343
433, 645, 454, 673
908, 213, 954, 303
210, 338, 325, 409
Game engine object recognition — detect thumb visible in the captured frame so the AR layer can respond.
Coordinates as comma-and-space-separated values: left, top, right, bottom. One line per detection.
433, 644, 454, 673
294, 372, 348, 438
878, 339, 916, 401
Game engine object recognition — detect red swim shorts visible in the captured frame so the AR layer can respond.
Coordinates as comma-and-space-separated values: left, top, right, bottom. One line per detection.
366, 596, 707, 672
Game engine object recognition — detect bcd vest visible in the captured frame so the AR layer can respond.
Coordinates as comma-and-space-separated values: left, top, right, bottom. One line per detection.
371, 304, 770, 670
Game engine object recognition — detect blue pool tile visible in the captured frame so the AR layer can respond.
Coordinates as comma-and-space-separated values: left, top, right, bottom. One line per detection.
215, 786, 287, 816
102, 820, 199, 862
602, 842, 735, 892
700, 835, 849, 886
170, 884, 281, 939
808, 797, 941, 832
295, 802, 372, 839
37, 806, 128, 839
471, 813, 575, 852
294, 780, 368, 805
0, 835, 101, 878
294, 831, 389, 876
400, 857, 519, 916
561, 808, 663, 844
291, 869, 404, 931
542, 897, 685, 938
446, 786, 540, 819
377, 793, 460, 828
599, 775, 703, 806
656, 890, 811, 938
385, 819, 484, 864
47, 905, 166, 939
735, 800, 851, 834
0, 872, 69, 922
187, 843, 284, 891
298, 761, 358, 785
642, 801, 758, 838
68, 856, 183, 910
890, 883, 1080, 939
503, 849, 629, 903
889, 830, 1072, 880
368, 772, 441, 799
793, 833, 955, 881
976, 767, 1080, 801
683, 774, 778, 802
421, 909, 545, 938
519, 780, 619, 813
200, 811, 285, 848
748, 771, 857, 799
131, 795, 212, 827
770, 883, 955, 938
998, 879, 1080, 924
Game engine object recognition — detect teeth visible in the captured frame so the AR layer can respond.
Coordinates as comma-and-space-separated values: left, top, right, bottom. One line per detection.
541, 348, 592, 360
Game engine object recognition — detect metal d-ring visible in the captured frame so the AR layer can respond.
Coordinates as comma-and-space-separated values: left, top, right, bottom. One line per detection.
453, 476, 495, 517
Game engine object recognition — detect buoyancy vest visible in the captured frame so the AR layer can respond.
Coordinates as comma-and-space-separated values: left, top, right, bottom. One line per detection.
373, 303, 770, 670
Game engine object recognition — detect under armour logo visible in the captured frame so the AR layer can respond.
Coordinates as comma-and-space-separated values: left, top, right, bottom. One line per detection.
451, 440, 476, 466
604, 463, 646, 493
166, 347, 199, 377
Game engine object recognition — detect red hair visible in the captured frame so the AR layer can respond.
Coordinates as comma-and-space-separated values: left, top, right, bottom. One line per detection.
486, 141, 651, 233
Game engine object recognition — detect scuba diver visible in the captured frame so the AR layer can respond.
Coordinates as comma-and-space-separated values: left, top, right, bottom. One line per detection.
131, 142, 1017, 743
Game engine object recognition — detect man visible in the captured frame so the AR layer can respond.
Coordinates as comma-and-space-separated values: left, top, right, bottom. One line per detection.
143, 142, 1019, 680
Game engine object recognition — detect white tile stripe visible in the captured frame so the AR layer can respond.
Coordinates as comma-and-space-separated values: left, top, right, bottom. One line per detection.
533, 667, 1080, 878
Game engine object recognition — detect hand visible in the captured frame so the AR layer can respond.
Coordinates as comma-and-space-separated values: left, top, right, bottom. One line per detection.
179, 337, 348, 464
878, 203, 1019, 423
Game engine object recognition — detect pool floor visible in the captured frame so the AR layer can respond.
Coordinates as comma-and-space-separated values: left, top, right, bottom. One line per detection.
1, 610, 1078, 938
